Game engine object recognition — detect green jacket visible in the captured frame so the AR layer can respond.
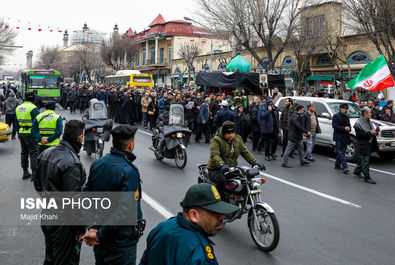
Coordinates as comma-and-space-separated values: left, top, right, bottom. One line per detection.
279, 105, 294, 130
140, 213, 218, 265
207, 128, 256, 170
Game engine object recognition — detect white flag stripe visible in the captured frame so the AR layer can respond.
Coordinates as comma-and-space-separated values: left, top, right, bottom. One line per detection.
354, 65, 391, 89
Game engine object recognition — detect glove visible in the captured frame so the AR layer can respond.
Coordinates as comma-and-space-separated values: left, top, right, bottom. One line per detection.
252, 161, 266, 171
220, 163, 230, 175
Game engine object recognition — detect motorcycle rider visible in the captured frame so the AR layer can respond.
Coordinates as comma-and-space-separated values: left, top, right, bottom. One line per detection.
155, 106, 170, 156
207, 121, 265, 196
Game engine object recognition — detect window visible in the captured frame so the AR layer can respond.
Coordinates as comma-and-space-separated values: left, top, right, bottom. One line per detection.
29, 76, 44, 88
283, 56, 294, 66
251, 41, 258, 48
168, 47, 172, 62
328, 103, 361, 118
348, 52, 371, 63
160, 48, 164, 63
305, 15, 325, 37
142, 48, 146, 65
45, 76, 58, 88
317, 54, 332, 65
313, 103, 329, 117
135, 53, 139, 66
150, 46, 155, 64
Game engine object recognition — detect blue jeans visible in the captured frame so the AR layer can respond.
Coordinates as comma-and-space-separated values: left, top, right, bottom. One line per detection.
142, 112, 148, 127
335, 141, 348, 169
305, 132, 316, 159
94, 244, 136, 265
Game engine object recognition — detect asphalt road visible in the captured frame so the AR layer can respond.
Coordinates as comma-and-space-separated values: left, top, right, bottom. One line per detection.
1, 108, 395, 265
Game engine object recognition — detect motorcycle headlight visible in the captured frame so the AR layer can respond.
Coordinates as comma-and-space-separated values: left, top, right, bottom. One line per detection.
176, 132, 183, 138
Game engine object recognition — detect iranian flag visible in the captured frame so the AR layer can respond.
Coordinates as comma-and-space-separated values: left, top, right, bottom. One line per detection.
347, 55, 395, 91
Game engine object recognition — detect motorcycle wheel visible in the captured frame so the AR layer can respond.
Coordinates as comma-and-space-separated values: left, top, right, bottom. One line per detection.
153, 139, 163, 160
95, 141, 104, 159
248, 205, 280, 252
175, 146, 187, 169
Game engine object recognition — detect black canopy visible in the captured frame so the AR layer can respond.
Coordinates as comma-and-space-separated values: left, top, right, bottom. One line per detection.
196, 71, 285, 94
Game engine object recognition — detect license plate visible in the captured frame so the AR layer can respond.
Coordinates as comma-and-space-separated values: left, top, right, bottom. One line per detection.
176, 132, 183, 138
390, 142, 395, 147
97, 127, 103, 133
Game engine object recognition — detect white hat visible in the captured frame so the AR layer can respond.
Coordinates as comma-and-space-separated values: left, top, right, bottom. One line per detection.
220, 100, 229, 107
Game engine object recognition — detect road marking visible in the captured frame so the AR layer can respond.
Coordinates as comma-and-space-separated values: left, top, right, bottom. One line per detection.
261, 171, 362, 208
328, 158, 395, 176
142, 192, 174, 219
138, 130, 153, 137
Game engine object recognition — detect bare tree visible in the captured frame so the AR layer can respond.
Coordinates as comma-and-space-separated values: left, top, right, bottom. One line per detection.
177, 42, 202, 84
0, 19, 18, 67
196, 0, 316, 71
101, 34, 138, 71
342, 0, 395, 75
289, 34, 321, 94
73, 42, 102, 82
35, 46, 63, 69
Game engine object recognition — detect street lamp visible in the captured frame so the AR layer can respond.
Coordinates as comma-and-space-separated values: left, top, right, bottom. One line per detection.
184, 17, 213, 72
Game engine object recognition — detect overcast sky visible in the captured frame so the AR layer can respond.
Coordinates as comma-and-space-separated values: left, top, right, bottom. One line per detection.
1, 0, 195, 71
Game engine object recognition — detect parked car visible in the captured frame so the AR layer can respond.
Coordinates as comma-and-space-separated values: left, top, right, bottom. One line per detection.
275, 97, 395, 162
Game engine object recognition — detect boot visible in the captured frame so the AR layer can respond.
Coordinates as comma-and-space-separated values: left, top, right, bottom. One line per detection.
22, 170, 31, 180
30, 170, 36, 182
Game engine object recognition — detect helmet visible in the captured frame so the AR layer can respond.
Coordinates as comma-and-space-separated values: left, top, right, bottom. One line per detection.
220, 100, 229, 107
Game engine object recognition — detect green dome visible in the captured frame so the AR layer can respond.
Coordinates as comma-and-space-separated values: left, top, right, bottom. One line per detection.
226, 55, 251, 72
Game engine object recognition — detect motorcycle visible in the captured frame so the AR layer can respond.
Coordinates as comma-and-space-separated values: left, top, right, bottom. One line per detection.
197, 164, 280, 252
83, 99, 113, 159
149, 104, 191, 169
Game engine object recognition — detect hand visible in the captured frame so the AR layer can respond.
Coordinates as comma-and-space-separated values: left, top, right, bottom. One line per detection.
371, 129, 376, 134
307, 132, 311, 136
81, 229, 99, 246
220, 164, 230, 175
252, 161, 266, 171
202, 120, 205, 124
268, 105, 273, 111
345, 126, 351, 132
40, 138, 48, 145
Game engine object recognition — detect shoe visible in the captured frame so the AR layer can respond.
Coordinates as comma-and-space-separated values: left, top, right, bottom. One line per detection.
364, 178, 376, 184
30, 170, 36, 182
353, 173, 363, 178
282, 163, 292, 168
300, 160, 310, 166
280, 153, 284, 157
343, 169, 350, 174
195, 140, 201, 143
144, 126, 148, 129
270, 155, 276, 160
306, 157, 315, 162
22, 172, 31, 180
11, 136, 16, 140
252, 148, 256, 152
289, 154, 295, 158
334, 165, 342, 170
265, 156, 271, 161
205, 140, 210, 144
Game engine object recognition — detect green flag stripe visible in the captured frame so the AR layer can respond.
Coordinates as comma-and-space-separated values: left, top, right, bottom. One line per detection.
346, 55, 388, 89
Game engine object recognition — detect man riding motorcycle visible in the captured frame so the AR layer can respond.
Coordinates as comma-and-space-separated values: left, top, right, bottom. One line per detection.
207, 121, 265, 195
155, 106, 170, 156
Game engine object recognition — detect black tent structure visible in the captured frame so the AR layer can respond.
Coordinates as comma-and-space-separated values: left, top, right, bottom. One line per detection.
196, 71, 286, 94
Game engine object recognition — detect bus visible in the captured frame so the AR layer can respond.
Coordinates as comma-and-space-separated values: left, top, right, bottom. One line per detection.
21, 69, 62, 102
104, 70, 153, 90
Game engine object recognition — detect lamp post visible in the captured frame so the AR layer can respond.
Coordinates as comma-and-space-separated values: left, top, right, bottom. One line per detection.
184, 17, 213, 72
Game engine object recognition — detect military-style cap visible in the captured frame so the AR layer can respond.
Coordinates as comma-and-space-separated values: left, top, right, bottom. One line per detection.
110, 125, 137, 140
180, 183, 239, 214
26, 91, 35, 99
45, 100, 57, 109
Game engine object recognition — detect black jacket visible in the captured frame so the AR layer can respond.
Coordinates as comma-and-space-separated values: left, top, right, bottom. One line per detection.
34, 140, 86, 192
302, 111, 321, 133
371, 108, 381, 120
354, 121, 373, 156
288, 112, 308, 142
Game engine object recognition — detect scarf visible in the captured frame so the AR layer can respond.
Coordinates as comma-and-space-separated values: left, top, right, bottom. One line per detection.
355, 117, 373, 133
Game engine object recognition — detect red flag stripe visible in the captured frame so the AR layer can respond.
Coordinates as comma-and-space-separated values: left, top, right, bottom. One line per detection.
368, 75, 395, 92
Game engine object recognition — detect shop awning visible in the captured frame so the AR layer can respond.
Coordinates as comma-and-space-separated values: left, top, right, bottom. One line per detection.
307, 75, 333, 81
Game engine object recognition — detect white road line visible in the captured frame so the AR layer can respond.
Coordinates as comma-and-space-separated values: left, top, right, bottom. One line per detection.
137, 130, 153, 137
261, 171, 362, 209
142, 192, 174, 219
328, 158, 395, 176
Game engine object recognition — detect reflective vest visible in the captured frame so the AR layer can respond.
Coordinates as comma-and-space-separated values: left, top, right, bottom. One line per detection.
36, 110, 60, 146
16, 102, 37, 134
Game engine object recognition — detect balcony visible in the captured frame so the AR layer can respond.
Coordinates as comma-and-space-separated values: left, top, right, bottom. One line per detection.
146, 58, 169, 66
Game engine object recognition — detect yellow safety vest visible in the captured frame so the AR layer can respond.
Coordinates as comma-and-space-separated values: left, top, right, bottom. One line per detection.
16, 102, 37, 134
37, 110, 60, 146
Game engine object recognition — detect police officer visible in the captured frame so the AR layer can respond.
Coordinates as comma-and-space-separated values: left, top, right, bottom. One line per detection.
32, 100, 63, 155
82, 124, 143, 265
140, 183, 239, 265
15, 91, 39, 179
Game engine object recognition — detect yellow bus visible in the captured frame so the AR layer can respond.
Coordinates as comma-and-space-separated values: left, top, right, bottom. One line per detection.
104, 70, 153, 89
